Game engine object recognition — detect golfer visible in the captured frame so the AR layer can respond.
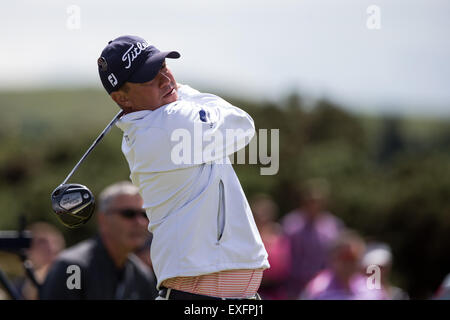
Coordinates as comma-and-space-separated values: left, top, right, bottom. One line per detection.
97, 35, 269, 300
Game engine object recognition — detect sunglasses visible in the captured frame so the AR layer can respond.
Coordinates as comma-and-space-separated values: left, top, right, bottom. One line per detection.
111, 208, 148, 220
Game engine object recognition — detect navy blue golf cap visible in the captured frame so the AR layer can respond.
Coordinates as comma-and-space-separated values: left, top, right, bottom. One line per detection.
97, 35, 180, 94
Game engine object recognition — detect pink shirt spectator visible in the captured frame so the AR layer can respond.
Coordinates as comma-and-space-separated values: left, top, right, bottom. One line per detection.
259, 231, 291, 300
301, 269, 384, 300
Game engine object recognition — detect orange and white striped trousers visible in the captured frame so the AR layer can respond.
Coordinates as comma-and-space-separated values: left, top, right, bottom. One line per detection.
161, 268, 264, 299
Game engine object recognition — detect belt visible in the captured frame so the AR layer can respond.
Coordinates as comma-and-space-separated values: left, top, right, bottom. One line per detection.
158, 287, 261, 300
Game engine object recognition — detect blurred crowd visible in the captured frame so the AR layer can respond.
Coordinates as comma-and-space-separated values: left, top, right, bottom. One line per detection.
1, 181, 157, 300
1, 178, 449, 300
251, 178, 445, 300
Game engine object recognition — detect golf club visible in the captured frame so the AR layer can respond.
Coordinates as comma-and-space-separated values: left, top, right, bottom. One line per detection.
51, 111, 124, 228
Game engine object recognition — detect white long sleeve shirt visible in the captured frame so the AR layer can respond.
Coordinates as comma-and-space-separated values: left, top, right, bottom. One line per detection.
116, 85, 269, 289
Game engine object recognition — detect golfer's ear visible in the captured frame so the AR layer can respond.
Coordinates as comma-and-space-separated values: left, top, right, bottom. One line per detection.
110, 91, 132, 112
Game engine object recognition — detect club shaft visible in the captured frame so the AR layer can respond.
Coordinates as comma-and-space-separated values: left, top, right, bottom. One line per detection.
61, 111, 124, 185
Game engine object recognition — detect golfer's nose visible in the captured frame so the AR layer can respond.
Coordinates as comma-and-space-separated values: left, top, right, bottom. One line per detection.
159, 70, 170, 87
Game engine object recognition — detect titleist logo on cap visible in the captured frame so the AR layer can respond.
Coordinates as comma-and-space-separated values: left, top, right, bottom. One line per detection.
122, 41, 149, 69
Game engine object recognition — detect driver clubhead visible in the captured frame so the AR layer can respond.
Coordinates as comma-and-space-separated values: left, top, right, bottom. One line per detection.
51, 183, 95, 228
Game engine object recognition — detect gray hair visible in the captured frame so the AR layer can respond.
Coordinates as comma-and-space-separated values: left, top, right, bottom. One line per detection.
98, 181, 140, 213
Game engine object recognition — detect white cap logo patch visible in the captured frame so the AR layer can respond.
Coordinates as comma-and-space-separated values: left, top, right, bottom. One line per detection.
108, 73, 118, 87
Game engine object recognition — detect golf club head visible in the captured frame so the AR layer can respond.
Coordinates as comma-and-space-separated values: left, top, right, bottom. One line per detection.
51, 183, 95, 228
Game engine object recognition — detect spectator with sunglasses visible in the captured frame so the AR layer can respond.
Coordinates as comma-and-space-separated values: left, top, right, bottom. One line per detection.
40, 181, 158, 300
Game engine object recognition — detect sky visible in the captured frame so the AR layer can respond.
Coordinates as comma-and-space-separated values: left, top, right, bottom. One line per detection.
0, 0, 449, 117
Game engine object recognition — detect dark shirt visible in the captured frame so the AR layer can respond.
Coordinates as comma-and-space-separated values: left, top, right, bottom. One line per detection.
40, 235, 158, 300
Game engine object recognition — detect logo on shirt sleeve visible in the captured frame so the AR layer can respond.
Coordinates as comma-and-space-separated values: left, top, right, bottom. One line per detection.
199, 109, 207, 122
199, 109, 214, 129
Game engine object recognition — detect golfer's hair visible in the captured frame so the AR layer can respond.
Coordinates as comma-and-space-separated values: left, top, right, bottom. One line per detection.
98, 181, 140, 213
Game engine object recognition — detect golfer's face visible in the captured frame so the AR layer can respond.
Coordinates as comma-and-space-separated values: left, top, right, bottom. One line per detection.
124, 61, 178, 111
106, 194, 148, 251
